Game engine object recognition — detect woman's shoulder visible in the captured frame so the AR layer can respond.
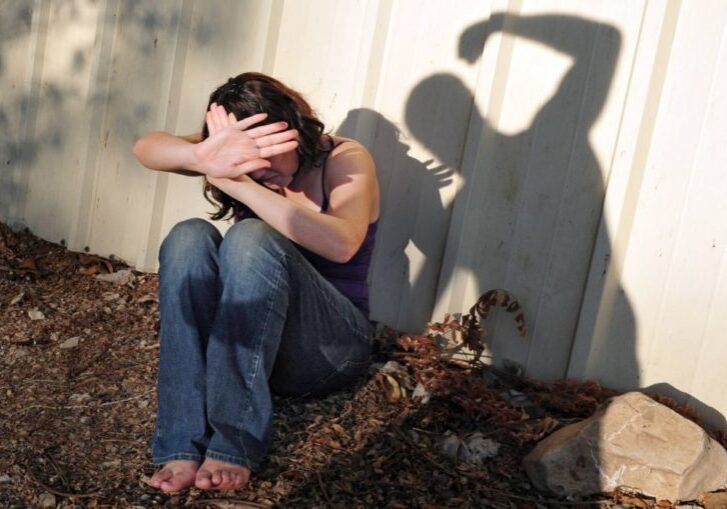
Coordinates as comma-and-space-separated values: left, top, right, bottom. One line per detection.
327, 136, 375, 171
323, 135, 380, 222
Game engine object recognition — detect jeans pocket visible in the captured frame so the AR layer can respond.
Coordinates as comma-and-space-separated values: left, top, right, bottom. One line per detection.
301, 358, 370, 399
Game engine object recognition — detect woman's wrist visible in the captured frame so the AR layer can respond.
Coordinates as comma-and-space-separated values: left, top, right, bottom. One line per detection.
187, 143, 208, 175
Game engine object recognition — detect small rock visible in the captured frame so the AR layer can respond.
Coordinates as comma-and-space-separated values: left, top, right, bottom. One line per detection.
412, 382, 431, 404
442, 431, 500, 465
38, 492, 55, 508
0, 474, 11, 484
10, 292, 24, 305
523, 392, 727, 502
101, 459, 121, 469
461, 433, 500, 464
442, 433, 463, 462
69, 393, 92, 403
80, 416, 90, 424
59, 336, 81, 349
96, 269, 135, 285
28, 309, 45, 320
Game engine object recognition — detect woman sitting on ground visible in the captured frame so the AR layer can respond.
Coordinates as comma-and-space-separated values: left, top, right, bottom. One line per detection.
133, 72, 380, 492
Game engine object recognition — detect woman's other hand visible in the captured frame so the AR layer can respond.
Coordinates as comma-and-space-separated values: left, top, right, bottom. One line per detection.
195, 103, 298, 179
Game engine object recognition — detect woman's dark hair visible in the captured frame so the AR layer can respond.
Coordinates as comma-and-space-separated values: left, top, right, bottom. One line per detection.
202, 72, 332, 220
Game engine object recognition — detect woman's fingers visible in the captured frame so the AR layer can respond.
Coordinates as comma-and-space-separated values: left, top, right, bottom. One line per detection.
235, 158, 272, 175
206, 103, 237, 134
244, 121, 289, 139
206, 109, 221, 135
211, 104, 228, 129
259, 140, 298, 159
254, 129, 298, 148
235, 112, 268, 131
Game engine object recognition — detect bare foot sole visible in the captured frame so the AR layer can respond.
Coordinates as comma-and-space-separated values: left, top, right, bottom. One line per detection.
195, 458, 251, 491
149, 460, 200, 493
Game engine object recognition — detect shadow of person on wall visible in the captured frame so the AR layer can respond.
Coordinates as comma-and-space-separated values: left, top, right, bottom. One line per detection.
405, 12, 638, 387
337, 108, 457, 333
404, 11, 726, 497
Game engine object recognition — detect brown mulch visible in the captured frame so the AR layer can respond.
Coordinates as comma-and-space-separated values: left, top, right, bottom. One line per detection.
0, 222, 721, 508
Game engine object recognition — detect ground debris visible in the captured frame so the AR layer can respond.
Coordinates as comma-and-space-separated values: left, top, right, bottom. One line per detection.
0, 225, 719, 508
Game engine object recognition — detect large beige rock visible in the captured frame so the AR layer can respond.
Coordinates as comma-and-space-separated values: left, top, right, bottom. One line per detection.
523, 392, 727, 502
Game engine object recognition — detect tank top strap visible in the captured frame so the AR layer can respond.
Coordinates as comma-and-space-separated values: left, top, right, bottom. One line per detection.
320, 138, 349, 212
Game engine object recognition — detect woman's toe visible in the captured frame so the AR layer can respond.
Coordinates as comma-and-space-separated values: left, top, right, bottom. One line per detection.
150, 469, 171, 488
211, 469, 223, 486
195, 470, 213, 490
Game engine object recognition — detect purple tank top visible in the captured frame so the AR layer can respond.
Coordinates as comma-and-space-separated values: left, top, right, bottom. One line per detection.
295, 139, 377, 317
295, 221, 377, 317
235, 139, 377, 317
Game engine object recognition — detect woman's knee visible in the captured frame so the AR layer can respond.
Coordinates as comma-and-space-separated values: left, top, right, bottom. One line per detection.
219, 219, 292, 265
159, 218, 222, 267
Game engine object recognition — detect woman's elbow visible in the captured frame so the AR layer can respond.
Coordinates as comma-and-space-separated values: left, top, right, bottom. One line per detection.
331, 237, 363, 264
132, 137, 147, 164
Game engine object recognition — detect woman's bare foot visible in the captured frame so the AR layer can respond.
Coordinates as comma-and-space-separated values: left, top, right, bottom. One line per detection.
149, 460, 199, 493
195, 458, 250, 490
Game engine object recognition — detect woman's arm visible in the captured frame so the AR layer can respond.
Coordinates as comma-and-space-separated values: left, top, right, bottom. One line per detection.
209, 143, 378, 263
133, 107, 299, 178
132, 131, 204, 176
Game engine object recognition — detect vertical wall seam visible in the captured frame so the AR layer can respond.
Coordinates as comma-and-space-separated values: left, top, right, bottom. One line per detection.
360, 0, 393, 109
69, 0, 118, 250
434, 0, 522, 316
585, 0, 682, 375
525, 17, 601, 374
261, 0, 284, 74
355, 0, 393, 309
141, 0, 195, 271
566, 0, 650, 376
11, 0, 51, 225
72, 0, 121, 251
662, 11, 727, 397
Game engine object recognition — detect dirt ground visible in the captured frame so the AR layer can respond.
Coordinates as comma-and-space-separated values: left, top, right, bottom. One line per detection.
0, 223, 722, 509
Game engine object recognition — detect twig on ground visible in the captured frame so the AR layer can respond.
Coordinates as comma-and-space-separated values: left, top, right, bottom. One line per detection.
315, 470, 333, 506
187, 498, 269, 508
25, 464, 100, 499
25, 389, 154, 411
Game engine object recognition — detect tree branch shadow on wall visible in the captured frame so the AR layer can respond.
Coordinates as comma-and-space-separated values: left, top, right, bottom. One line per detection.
0, 0, 214, 236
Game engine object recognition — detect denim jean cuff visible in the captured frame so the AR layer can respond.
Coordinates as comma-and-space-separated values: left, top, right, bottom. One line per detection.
205, 448, 259, 471
151, 452, 205, 466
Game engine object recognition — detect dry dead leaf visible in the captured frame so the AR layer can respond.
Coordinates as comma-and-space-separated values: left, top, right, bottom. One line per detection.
9, 291, 24, 306
16, 256, 40, 278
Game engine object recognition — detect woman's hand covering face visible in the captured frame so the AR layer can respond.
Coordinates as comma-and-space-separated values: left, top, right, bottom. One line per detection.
195, 103, 299, 179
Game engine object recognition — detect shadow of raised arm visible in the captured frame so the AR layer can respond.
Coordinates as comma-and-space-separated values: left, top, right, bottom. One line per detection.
460, 13, 621, 125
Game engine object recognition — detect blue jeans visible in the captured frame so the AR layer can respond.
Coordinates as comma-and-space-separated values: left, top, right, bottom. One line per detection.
151, 218, 373, 470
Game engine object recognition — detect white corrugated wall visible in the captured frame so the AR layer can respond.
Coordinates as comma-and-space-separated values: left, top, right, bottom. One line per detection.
2, 0, 726, 426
